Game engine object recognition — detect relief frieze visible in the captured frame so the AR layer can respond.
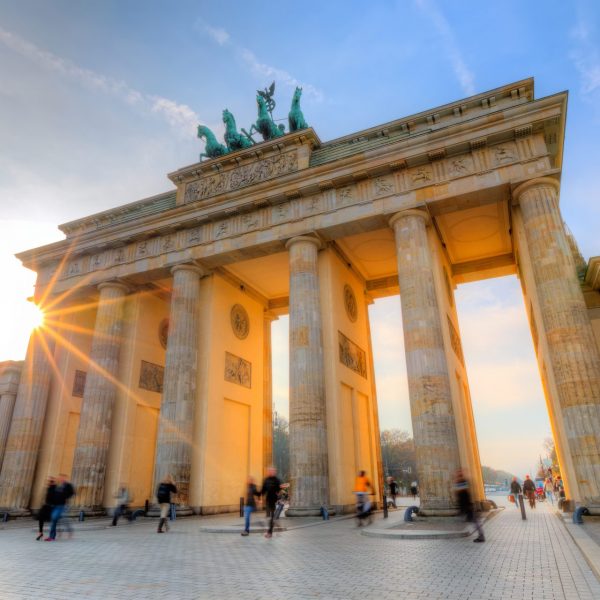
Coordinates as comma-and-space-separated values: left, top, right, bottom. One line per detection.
184, 150, 298, 204
338, 331, 367, 378
224, 351, 252, 388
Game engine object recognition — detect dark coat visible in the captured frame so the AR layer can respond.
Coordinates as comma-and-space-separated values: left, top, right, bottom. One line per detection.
157, 482, 177, 504
245, 483, 260, 508
260, 476, 282, 506
510, 480, 522, 494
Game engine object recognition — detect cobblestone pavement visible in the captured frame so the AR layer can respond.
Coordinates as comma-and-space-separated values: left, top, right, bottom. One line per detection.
0, 500, 599, 599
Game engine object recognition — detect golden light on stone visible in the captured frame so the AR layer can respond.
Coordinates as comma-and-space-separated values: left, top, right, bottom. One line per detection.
25, 301, 44, 331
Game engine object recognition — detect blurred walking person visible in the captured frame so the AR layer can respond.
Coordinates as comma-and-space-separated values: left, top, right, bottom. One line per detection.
510, 477, 522, 509
36, 476, 56, 541
260, 467, 281, 539
387, 476, 399, 508
45, 474, 75, 541
241, 476, 260, 536
156, 475, 177, 533
112, 484, 131, 526
410, 480, 418, 499
523, 475, 536, 509
454, 469, 485, 543
544, 478, 554, 505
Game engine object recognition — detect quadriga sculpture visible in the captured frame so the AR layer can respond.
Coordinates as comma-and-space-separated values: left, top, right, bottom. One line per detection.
244, 95, 285, 141
197, 125, 229, 161
223, 109, 254, 152
288, 87, 308, 132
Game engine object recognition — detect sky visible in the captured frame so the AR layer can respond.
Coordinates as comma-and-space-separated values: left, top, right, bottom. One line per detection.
1, 0, 599, 478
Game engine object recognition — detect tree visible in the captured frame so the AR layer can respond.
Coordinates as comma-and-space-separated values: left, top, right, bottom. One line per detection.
273, 412, 289, 482
380, 429, 416, 488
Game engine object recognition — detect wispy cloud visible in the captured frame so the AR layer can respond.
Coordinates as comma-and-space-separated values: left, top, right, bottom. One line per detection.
413, 0, 476, 96
0, 26, 200, 136
569, 19, 600, 95
198, 21, 323, 102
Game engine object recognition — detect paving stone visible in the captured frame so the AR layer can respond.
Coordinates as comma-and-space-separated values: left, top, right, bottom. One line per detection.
0, 500, 598, 599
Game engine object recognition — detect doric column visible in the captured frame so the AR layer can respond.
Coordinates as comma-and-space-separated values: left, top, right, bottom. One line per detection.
390, 209, 461, 515
71, 281, 129, 513
152, 264, 203, 514
263, 311, 277, 474
0, 362, 23, 470
514, 177, 600, 510
0, 331, 53, 514
285, 236, 330, 516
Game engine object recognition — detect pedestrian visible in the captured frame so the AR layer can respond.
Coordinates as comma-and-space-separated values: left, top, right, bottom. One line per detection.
241, 476, 261, 536
112, 484, 131, 526
156, 474, 177, 533
45, 473, 75, 541
355, 470, 373, 525
36, 476, 56, 541
454, 469, 485, 543
410, 480, 418, 499
260, 466, 281, 539
544, 478, 554, 505
388, 476, 398, 508
510, 476, 522, 510
523, 475, 536, 509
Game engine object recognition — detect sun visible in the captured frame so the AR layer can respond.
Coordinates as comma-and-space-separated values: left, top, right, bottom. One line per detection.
24, 301, 45, 332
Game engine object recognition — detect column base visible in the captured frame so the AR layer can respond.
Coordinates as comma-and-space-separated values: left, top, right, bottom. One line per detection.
285, 506, 336, 517
68, 506, 106, 517
418, 507, 460, 517
146, 504, 194, 517
0, 507, 31, 518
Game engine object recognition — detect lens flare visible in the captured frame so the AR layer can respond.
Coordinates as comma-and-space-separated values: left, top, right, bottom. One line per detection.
25, 301, 44, 331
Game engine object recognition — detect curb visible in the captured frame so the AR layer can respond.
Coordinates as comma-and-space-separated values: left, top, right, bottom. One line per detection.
555, 511, 600, 581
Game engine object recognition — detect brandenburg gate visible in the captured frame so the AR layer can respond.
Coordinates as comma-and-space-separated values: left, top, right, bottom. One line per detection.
1, 78, 599, 516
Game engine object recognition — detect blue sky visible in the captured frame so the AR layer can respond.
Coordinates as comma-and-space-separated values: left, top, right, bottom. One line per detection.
0, 0, 599, 477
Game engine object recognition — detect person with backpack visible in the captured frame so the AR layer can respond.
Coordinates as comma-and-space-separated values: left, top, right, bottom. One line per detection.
260, 467, 281, 539
45, 473, 75, 541
36, 476, 56, 540
156, 475, 177, 533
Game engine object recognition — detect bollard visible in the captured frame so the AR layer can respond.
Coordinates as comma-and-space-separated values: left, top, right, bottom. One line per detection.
518, 494, 526, 520
79, 510, 85, 522
239, 497, 244, 518
144, 499, 149, 515
383, 495, 388, 519
1, 512, 8, 523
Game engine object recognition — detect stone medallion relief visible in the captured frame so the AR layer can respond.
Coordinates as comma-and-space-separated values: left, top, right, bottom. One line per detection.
343, 284, 358, 323
230, 304, 250, 340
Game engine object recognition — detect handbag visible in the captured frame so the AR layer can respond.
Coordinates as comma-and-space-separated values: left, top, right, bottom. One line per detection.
508, 494, 515, 503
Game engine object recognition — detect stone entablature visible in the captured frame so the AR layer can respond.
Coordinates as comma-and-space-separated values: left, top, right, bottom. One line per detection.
18, 83, 565, 300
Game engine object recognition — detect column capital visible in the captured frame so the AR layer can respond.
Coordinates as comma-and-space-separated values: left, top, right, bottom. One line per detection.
263, 310, 279, 324
97, 280, 131, 295
389, 208, 430, 230
512, 177, 560, 203
170, 263, 206, 278
285, 235, 322, 251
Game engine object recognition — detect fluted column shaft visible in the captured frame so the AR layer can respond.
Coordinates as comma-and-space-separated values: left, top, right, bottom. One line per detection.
0, 363, 22, 470
390, 210, 461, 514
286, 236, 330, 515
0, 332, 53, 513
152, 265, 203, 510
516, 177, 600, 508
71, 281, 128, 512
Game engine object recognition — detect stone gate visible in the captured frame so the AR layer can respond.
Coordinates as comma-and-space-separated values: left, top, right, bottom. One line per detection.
1, 78, 600, 516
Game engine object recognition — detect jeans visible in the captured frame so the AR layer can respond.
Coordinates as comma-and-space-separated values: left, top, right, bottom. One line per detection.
243, 505, 255, 532
49, 505, 65, 539
512, 493, 520, 509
